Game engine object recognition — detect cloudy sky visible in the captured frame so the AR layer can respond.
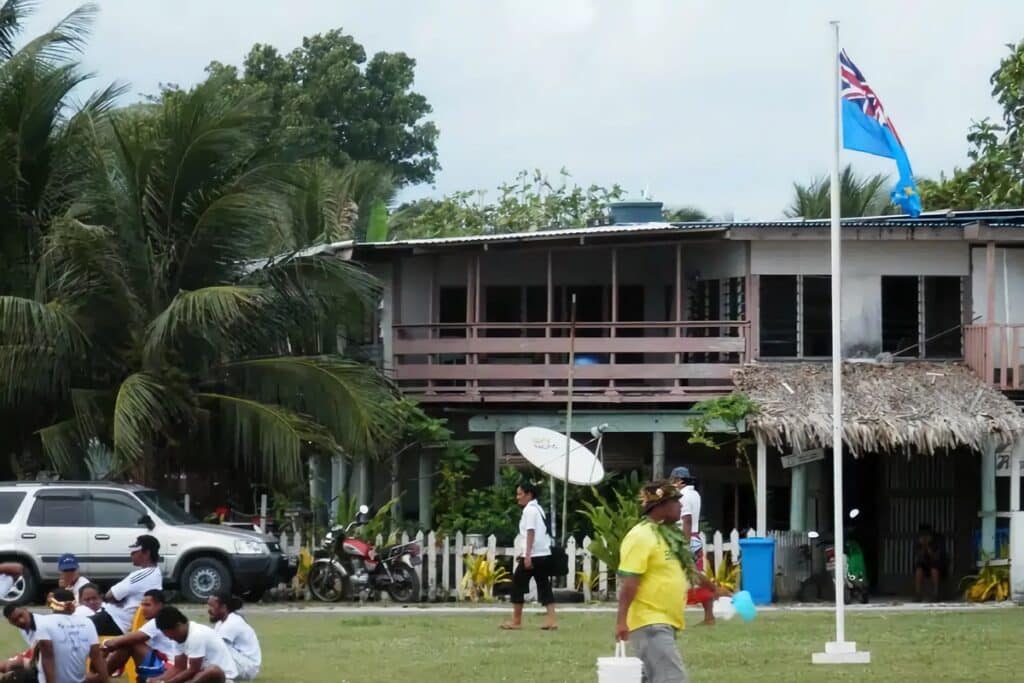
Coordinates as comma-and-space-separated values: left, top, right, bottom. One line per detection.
23, 1, 1024, 218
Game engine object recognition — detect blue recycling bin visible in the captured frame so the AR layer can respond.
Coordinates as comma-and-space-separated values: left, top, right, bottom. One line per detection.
738, 537, 775, 605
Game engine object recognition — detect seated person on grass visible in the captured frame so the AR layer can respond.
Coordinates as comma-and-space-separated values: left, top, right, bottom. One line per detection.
153, 607, 238, 683
0, 604, 35, 683
75, 584, 104, 618
101, 590, 184, 681
208, 594, 260, 681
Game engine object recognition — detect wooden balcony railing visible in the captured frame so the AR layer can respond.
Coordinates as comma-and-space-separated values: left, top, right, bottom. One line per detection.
392, 321, 750, 403
965, 324, 1024, 390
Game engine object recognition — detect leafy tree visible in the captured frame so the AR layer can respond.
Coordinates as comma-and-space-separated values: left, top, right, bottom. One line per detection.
389, 168, 626, 239
687, 393, 759, 520
198, 28, 439, 186
785, 164, 895, 218
663, 206, 708, 222
919, 40, 1024, 209
1, 82, 398, 484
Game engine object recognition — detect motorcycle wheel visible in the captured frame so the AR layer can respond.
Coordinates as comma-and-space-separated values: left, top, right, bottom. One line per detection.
308, 564, 346, 602
386, 564, 421, 603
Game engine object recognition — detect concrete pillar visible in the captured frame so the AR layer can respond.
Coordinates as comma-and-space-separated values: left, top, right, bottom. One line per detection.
494, 432, 504, 485
789, 464, 807, 532
1011, 442, 1023, 603
756, 434, 767, 536
1011, 440, 1023, 514
981, 439, 997, 556
355, 457, 370, 507
390, 451, 402, 524
652, 432, 665, 480
329, 455, 343, 523
419, 451, 433, 530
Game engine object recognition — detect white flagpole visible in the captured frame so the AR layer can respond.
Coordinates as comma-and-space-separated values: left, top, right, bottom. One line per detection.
813, 21, 869, 665
829, 19, 847, 647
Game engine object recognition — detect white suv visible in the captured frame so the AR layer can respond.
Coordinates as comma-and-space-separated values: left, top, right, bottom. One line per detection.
0, 481, 290, 605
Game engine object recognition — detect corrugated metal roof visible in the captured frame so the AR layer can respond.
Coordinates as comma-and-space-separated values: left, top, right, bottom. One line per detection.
352, 208, 1024, 250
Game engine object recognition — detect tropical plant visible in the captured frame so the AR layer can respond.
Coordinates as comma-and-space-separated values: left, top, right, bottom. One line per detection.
707, 552, 740, 593
1, 80, 399, 484
334, 492, 401, 543
83, 437, 117, 480
436, 466, 522, 544
785, 164, 896, 218
459, 554, 511, 602
579, 475, 642, 574
687, 393, 759, 512
960, 554, 1010, 602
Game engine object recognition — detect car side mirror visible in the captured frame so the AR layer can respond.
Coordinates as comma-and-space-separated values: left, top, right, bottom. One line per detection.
139, 514, 155, 531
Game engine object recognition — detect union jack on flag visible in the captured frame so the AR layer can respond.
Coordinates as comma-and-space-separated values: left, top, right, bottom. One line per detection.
839, 49, 904, 148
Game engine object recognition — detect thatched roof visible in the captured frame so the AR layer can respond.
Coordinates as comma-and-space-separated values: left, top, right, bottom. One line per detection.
733, 361, 1024, 455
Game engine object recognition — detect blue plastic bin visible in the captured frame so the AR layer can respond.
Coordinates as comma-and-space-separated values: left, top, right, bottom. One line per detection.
738, 537, 775, 605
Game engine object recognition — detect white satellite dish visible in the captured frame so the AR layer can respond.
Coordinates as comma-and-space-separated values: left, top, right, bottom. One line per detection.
514, 426, 604, 485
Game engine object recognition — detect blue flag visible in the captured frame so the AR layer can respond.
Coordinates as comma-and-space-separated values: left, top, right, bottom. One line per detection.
839, 50, 921, 217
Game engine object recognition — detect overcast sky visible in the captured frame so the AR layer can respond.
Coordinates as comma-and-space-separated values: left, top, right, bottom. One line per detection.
23, 1, 1024, 219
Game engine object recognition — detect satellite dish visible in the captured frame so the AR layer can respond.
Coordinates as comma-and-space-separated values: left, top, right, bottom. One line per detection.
513, 426, 604, 485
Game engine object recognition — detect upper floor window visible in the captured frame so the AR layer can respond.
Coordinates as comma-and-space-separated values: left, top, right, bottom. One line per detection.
759, 275, 831, 358
881, 276, 962, 358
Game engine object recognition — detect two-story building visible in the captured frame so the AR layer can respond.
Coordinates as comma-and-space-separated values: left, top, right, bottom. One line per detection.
340, 203, 1024, 595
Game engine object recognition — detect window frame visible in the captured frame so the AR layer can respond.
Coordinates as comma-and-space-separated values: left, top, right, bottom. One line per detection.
26, 490, 91, 528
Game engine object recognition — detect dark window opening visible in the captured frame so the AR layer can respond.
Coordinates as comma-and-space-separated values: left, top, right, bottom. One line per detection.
0, 492, 25, 524
524, 286, 547, 337
759, 276, 798, 357
438, 286, 467, 338
882, 276, 919, 354
924, 277, 962, 358
484, 286, 521, 336
802, 275, 832, 357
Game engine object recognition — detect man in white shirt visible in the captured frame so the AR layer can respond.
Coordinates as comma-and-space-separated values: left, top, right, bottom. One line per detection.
2, 603, 39, 681
154, 607, 238, 683
670, 466, 718, 625
91, 536, 163, 637
207, 594, 260, 680
32, 588, 108, 683
101, 590, 184, 681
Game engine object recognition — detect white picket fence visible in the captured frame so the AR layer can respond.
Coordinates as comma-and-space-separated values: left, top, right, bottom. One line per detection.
279, 527, 753, 602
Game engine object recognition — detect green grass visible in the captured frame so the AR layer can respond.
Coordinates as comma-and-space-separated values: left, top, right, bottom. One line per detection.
3, 609, 1022, 682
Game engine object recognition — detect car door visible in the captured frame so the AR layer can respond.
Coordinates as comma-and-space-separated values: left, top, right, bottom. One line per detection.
22, 490, 91, 580
86, 490, 152, 580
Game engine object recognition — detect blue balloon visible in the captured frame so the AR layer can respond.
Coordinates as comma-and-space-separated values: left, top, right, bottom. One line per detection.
732, 590, 757, 622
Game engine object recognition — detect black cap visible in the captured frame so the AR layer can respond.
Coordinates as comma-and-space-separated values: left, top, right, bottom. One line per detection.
129, 534, 160, 555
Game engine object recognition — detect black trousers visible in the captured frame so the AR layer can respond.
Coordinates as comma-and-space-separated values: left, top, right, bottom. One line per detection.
90, 609, 124, 637
511, 555, 555, 606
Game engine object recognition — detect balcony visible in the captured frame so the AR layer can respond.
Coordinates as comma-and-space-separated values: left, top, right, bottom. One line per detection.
965, 324, 1024, 390
392, 320, 750, 403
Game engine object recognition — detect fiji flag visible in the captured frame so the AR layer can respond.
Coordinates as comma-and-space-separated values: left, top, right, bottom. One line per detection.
839, 50, 922, 217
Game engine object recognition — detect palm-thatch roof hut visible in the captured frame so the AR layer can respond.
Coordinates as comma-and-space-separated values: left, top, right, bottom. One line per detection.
733, 361, 1024, 456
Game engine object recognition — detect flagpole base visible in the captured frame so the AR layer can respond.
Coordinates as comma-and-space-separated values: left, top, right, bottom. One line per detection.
812, 641, 871, 665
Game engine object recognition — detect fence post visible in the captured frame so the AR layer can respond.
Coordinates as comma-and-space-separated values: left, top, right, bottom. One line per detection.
427, 531, 437, 601
598, 559, 608, 598
259, 494, 267, 533
564, 537, 577, 589
582, 535, 593, 602
454, 531, 465, 601
442, 534, 451, 599
731, 528, 742, 559
486, 535, 497, 567
713, 531, 724, 576
414, 531, 425, 592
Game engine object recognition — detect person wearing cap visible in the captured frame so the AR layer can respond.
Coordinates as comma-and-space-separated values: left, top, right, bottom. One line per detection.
57, 555, 91, 598
669, 467, 718, 626
615, 481, 691, 683
90, 535, 163, 637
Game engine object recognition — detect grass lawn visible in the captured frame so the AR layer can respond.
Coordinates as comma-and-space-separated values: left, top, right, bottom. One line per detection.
3, 608, 1021, 682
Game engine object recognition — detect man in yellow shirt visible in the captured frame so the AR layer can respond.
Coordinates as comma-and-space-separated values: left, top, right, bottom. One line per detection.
615, 481, 690, 683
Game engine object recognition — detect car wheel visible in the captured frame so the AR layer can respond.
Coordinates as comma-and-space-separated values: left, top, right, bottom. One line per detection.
180, 557, 232, 603
0, 570, 36, 607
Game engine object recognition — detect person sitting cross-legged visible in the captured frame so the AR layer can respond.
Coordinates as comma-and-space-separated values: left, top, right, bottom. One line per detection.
152, 607, 238, 683
207, 594, 260, 681
101, 590, 184, 682
74, 585, 103, 618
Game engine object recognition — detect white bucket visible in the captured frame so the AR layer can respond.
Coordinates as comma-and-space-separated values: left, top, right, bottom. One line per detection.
597, 641, 643, 683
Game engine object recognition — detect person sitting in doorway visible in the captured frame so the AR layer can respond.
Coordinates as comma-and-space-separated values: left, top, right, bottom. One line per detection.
914, 523, 947, 601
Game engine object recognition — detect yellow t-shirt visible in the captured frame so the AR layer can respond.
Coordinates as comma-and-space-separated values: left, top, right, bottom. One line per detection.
618, 520, 688, 632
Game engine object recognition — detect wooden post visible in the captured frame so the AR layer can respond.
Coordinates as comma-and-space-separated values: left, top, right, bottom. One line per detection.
986, 242, 996, 325
493, 431, 504, 486
454, 531, 465, 600
756, 434, 768, 536
427, 530, 438, 601
565, 536, 577, 590
544, 249, 553, 393
789, 464, 807, 532
674, 243, 683, 391
582, 535, 593, 601
981, 438, 997, 556
441, 534, 451, 598
609, 248, 618, 393
1011, 440, 1023, 513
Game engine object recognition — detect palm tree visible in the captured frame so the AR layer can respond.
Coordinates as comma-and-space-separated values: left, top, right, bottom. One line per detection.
663, 206, 708, 222
785, 164, 895, 218
1, 81, 399, 484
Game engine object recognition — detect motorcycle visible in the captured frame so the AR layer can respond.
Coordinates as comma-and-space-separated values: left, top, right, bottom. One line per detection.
797, 509, 869, 604
307, 504, 422, 603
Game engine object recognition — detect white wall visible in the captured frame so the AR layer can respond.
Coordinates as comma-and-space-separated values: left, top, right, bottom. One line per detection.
683, 242, 747, 280
753, 241, 969, 357
970, 246, 1024, 324
398, 256, 433, 324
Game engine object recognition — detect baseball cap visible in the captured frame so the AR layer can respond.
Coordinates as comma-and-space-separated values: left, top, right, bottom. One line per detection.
669, 466, 692, 480
57, 554, 79, 571
129, 534, 160, 555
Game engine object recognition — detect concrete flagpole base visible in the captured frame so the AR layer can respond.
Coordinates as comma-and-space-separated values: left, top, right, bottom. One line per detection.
812, 641, 871, 664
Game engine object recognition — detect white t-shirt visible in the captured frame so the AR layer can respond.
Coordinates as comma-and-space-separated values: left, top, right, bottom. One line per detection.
103, 566, 162, 632
215, 613, 261, 672
182, 622, 238, 679
139, 619, 180, 658
0, 574, 15, 599
516, 500, 551, 558
67, 576, 91, 597
679, 485, 703, 551
71, 605, 96, 618
32, 613, 98, 683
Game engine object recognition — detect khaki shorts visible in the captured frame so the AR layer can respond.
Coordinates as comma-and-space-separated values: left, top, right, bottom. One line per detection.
629, 624, 689, 683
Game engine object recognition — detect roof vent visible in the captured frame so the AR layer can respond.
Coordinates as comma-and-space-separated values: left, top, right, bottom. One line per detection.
609, 200, 664, 224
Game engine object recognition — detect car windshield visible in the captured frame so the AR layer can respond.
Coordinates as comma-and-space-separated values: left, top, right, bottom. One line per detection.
136, 490, 199, 525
